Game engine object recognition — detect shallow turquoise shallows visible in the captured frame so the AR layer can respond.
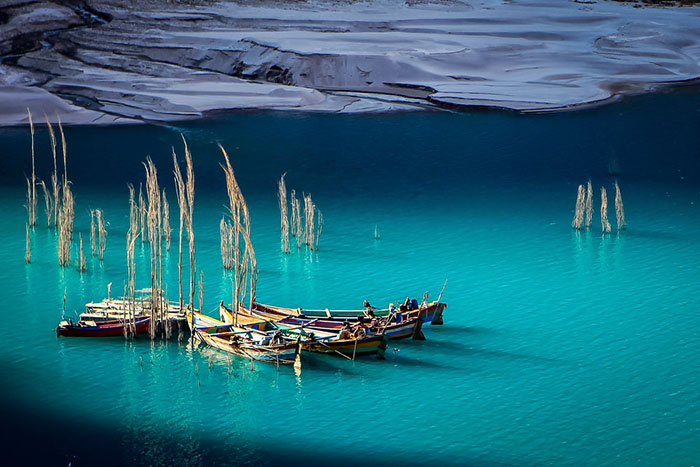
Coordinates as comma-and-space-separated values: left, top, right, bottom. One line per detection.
1, 90, 699, 466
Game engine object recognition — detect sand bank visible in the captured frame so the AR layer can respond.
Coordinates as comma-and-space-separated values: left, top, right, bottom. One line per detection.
1, 0, 699, 125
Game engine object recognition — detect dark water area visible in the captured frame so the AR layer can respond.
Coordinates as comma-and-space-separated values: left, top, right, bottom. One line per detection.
1, 88, 699, 466
2, 87, 700, 194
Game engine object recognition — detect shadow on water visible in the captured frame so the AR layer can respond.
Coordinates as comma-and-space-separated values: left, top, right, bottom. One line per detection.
442, 325, 496, 335
1, 363, 526, 467
384, 352, 460, 371
415, 336, 561, 365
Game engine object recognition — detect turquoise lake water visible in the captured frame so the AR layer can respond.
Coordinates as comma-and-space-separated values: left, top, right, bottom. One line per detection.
1, 90, 699, 466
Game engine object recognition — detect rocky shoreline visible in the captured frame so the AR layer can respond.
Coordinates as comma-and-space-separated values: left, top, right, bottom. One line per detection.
2, 0, 700, 126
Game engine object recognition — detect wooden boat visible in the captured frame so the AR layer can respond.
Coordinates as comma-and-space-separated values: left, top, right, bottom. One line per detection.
243, 299, 446, 326
236, 301, 446, 341
56, 316, 150, 337
219, 303, 387, 358
190, 311, 298, 364
81, 296, 190, 327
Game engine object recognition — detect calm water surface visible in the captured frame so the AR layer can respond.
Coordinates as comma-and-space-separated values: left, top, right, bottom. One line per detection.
0, 90, 699, 466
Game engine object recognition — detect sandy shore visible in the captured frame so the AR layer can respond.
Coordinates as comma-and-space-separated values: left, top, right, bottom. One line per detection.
1, 0, 700, 126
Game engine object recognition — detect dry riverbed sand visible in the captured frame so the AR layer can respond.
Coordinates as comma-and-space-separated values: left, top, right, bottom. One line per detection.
1, 0, 700, 125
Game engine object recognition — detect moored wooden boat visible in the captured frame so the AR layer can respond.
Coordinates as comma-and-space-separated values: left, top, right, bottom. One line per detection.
219, 303, 387, 358
242, 301, 446, 340
56, 316, 150, 337
81, 297, 190, 327
191, 311, 298, 364
247, 300, 446, 326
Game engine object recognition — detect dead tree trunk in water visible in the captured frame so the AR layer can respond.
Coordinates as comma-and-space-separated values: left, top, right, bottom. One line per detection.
571, 184, 585, 230
278, 173, 290, 254
585, 179, 593, 230
600, 187, 611, 234
27, 109, 37, 227
614, 181, 626, 232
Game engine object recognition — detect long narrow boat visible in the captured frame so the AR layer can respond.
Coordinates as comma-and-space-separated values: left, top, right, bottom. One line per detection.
56, 316, 150, 337
190, 311, 298, 364
247, 300, 446, 326
238, 301, 446, 340
219, 303, 386, 357
81, 297, 190, 327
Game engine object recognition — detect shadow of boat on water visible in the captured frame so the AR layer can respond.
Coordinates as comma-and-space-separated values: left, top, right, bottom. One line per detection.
412, 334, 562, 365
384, 352, 461, 371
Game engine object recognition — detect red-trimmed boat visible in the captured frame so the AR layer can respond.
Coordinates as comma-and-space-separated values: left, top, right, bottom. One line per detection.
219, 303, 388, 357
56, 316, 150, 337
223, 300, 447, 341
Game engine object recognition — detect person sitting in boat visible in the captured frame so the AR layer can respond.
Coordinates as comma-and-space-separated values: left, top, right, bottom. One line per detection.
270, 330, 284, 345
389, 304, 401, 323
339, 321, 353, 340
399, 297, 410, 312
369, 315, 381, 333
353, 322, 367, 339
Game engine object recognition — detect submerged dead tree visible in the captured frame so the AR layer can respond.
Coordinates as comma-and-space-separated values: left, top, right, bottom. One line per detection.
45, 117, 60, 228
128, 185, 139, 245
56, 119, 74, 266
96, 209, 107, 260
138, 184, 146, 244
38, 180, 51, 227
278, 173, 290, 254
600, 187, 612, 234
219, 144, 257, 317
24, 177, 31, 227
162, 189, 171, 251
78, 233, 86, 272
144, 158, 166, 338
302, 193, 324, 250
614, 181, 626, 232
303, 194, 314, 248
585, 180, 593, 230
198, 271, 204, 315
125, 185, 139, 337
25, 223, 31, 263
27, 109, 37, 227
572, 184, 585, 230
290, 189, 302, 249
172, 137, 196, 316
316, 209, 323, 251
173, 151, 187, 313
220, 216, 234, 269
57, 183, 74, 266
184, 139, 196, 313
90, 210, 97, 256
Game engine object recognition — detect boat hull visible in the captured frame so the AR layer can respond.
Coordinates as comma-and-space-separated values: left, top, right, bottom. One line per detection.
56, 317, 150, 337
195, 330, 297, 363
301, 335, 385, 356
191, 311, 298, 364
235, 302, 445, 340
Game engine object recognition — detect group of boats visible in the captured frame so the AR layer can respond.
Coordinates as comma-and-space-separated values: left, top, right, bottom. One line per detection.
56, 292, 189, 338
57, 290, 447, 366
